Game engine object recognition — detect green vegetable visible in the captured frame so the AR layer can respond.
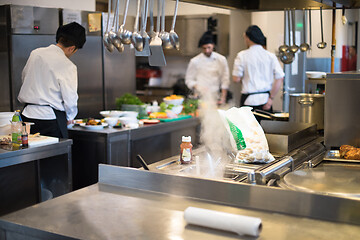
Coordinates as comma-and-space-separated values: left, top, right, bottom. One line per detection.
115, 93, 144, 110
183, 99, 199, 114
160, 102, 174, 112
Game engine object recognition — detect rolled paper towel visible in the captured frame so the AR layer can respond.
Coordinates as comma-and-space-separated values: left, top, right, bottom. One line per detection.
184, 207, 262, 237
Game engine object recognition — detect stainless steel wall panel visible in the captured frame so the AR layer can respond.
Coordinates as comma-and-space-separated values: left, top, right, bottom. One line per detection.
70, 35, 104, 119
325, 73, 360, 148
10, 35, 56, 111
103, 45, 136, 110
0, 6, 11, 112
11, 6, 59, 35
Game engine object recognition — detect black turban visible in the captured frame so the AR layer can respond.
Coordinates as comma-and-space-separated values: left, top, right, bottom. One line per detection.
245, 25, 265, 45
198, 31, 215, 47
56, 22, 86, 49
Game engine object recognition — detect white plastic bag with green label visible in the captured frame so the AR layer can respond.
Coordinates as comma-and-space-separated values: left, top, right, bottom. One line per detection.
218, 107, 274, 163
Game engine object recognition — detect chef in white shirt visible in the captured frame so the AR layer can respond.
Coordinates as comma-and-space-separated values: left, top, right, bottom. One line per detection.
18, 22, 86, 138
232, 25, 284, 112
185, 31, 230, 105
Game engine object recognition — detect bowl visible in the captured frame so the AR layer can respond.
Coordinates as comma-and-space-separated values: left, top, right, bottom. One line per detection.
119, 117, 138, 125
104, 117, 119, 127
306, 71, 326, 79
100, 110, 123, 118
170, 105, 183, 114
0, 112, 13, 126
121, 111, 139, 118
163, 97, 184, 106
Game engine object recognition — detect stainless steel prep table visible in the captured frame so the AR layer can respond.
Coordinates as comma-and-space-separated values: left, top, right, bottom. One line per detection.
69, 117, 200, 190
0, 139, 72, 216
0, 164, 359, 240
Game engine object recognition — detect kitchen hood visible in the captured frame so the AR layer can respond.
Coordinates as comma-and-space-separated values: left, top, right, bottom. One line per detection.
180, 0, 359, 10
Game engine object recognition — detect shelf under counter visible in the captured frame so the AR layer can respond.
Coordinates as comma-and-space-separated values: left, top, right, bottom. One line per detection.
0, 139, 73, 216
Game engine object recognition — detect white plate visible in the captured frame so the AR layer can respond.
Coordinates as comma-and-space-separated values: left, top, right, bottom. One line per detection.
80, 123, 108, 130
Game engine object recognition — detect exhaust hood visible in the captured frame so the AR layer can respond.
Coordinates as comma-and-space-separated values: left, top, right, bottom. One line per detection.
180, 0, 359, 10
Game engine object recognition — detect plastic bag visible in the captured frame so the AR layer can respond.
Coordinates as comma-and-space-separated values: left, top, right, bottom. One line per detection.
218, 107, 274, 163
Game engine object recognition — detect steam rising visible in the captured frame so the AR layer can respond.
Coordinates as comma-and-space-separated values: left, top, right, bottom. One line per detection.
194, 87, 234, 179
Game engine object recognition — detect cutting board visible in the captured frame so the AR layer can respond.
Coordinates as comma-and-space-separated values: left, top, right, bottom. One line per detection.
28, 135, 59, 147
158, 115, 192, 122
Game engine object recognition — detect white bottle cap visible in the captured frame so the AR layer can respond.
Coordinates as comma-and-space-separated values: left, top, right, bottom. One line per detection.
182, 136, 191, 142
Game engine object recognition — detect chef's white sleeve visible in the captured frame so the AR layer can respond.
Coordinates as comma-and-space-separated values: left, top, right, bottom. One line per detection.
272, 54, 285, 79
185, 59, 197, 90
220, 57, 230, 89
232, 52, 244, 78
59, 65, 79, 121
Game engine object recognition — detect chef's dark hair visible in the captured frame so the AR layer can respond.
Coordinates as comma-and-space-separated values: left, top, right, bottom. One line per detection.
245, 25, 265, 45
56, 22, 86, 49
198, 31, 215, 47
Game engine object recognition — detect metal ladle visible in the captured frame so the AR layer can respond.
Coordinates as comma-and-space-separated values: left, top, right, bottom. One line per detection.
109, 0, 124, 52
119, 0, 132, 45
103, 0, 114, 52
159, 0, 172, 49
138, 0, 151, 56
309, 8, 312, 49
300, 9, 310, 52
131, 0, 144, 52
169, 0, 180, 50
279, 9, 289, 53
317, 7, 327, 49
280, 9, 295, 64
148, 0, 156, 40
289, 9, 299, 53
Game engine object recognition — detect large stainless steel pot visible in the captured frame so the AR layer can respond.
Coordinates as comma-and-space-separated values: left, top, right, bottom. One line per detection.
289, 93, 324, 129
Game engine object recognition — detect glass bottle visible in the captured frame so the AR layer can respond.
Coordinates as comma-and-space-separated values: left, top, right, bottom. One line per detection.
180, 136, 193, 164
11, 110, 22, 144
21, 123, 28, 147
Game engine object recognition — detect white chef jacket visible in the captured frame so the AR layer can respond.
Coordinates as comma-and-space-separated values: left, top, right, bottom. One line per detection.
18, 44, 78, 120
232, 44, 285, 106
185, 52, 230, 94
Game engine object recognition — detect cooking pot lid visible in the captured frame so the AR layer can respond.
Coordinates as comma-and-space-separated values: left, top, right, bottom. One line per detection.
281, 164, 360, 199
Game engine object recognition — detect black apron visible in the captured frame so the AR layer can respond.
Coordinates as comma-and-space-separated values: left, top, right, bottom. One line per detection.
23, 103, 68, 138
240, 91, 271, 107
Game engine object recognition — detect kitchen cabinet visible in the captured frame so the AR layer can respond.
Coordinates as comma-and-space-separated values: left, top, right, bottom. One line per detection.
0, 139, 72, 216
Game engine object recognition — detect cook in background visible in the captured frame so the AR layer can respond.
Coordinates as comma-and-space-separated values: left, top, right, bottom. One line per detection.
18, 22, 86, 138
232, 25, 284, 112
348, 45, 357, 71
185, 31, 230, 105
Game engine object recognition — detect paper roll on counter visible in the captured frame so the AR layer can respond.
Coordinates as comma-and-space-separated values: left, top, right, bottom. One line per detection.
184, 207, 262, 237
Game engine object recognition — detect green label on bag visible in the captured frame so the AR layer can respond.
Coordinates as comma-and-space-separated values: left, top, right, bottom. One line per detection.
226, 117, 246, 150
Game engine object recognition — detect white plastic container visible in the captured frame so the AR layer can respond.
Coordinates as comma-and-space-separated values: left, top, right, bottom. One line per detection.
0, 112, 13, 135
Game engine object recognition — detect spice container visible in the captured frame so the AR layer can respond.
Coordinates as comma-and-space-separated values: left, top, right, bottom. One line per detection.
180, 136, 193, 164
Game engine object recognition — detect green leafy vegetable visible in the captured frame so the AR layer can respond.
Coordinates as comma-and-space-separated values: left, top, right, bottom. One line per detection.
183, 99, 199, 114
115, 93, 144, 110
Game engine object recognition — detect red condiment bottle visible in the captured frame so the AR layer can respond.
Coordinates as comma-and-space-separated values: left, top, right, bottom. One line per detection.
180, 136, 193, 164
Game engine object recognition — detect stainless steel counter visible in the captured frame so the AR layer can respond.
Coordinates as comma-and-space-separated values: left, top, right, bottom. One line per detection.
69, 117, 200, 189
0, 139, 73, 216
0, 164, 359, 240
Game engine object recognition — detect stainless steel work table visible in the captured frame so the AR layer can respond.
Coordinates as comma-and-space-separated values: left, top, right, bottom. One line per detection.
0, 164, 359, 240
0, 139, 73, 216
69, 117, 200, 190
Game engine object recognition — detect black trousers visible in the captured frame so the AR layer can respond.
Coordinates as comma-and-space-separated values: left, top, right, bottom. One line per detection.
21, 115, 67, 138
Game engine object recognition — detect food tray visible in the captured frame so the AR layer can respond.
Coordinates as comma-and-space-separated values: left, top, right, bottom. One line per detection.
323, 150, 360, 163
